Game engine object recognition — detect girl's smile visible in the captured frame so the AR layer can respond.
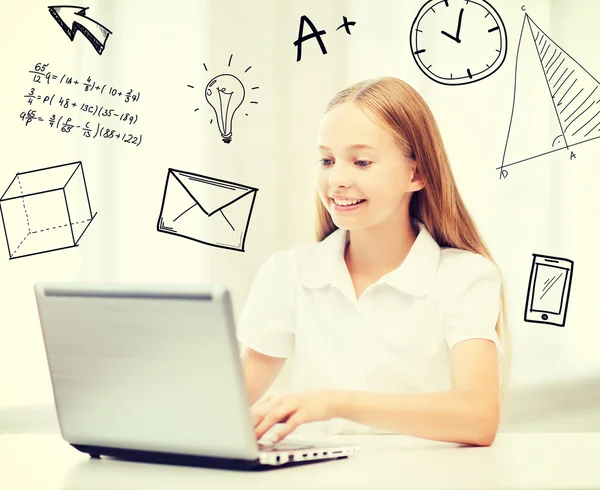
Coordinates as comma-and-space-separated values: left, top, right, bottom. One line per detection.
330, 197, 367, 212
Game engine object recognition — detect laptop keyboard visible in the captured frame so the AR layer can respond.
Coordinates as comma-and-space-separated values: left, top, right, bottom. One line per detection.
258, 441, 315, 452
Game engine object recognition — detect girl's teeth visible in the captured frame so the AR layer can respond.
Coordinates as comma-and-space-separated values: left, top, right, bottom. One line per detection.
334, 198, 363, 206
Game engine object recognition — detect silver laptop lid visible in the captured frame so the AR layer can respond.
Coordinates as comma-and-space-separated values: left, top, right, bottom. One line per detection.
34, 282, 259, 461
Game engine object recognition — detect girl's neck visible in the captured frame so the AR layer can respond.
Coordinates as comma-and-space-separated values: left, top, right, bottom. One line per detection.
344, 217, 418, 280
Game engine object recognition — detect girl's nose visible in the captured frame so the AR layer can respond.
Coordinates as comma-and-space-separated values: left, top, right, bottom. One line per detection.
328, 162, 352, 187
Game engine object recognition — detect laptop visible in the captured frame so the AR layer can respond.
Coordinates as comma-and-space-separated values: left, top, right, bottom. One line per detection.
33, 282, 360, 470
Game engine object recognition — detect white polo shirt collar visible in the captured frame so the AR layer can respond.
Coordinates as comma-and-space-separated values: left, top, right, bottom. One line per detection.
301, 220, 441, 297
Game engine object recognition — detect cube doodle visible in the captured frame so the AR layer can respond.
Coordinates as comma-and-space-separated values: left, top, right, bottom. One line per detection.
0, 161, 97, 259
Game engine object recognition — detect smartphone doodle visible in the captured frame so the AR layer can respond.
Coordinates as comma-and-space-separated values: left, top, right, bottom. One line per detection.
524, 254, 574, 327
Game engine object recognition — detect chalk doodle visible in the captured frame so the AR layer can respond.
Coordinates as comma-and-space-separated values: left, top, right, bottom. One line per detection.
48, 5, 112, 55
157, 168, 258, 252
19, 62, 143, 146
409, 0, 507, 86
0, 161, 97, 260
294, 15, 357, 62
187, 54, 259, 144
499, 14, 600, 179
524, 253, 574, 327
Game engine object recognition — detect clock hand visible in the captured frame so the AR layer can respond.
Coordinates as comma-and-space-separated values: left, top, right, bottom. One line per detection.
441, 29, 459, 42
454, 8, 464, 42
441, 8, 464, 43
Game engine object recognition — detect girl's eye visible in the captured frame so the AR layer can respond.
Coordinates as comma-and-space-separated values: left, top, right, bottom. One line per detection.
318, 158, 371, 167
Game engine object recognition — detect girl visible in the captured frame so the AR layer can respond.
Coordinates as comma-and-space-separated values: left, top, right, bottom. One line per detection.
237, 76, 510, 447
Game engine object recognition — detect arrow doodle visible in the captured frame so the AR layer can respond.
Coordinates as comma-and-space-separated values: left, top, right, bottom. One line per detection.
48, 5, 112, 55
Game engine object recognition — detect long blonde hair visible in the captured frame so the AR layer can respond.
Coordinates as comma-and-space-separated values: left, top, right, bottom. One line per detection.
315, 76, 511, 404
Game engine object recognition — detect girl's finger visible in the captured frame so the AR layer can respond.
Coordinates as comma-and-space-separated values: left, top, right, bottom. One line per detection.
272, 411, 305, 442
251, 396, 282, 428
250, 394, 271, 410
255, 405, 295, 441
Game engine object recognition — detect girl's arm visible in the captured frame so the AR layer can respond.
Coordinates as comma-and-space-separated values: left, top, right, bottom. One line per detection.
240, 345, 287, 407
334, 339, 500, 446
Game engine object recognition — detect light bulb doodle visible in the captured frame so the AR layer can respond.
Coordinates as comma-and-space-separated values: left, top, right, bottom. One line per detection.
205, 74, 245, 144
187, 54, 259, 144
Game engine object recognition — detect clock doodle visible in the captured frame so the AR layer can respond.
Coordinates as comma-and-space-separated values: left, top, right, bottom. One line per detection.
410, 0, 507, 86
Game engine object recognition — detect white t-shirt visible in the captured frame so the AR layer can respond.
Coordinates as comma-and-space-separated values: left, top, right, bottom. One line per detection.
236, 220, 504, 436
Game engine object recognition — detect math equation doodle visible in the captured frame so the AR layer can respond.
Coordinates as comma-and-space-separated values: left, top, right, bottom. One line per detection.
0, 161, 97, 260
187, 54, 259, 144
48, 5, 112, 55
19, 62, 143, 146
157, 168, 258, 252
498, 13, 600, 179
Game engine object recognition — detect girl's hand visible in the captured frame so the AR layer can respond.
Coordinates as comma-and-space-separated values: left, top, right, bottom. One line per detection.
251, 389, 340, 442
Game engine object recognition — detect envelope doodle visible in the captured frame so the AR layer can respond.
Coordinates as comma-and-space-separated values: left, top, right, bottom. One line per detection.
157, 169, 258, 252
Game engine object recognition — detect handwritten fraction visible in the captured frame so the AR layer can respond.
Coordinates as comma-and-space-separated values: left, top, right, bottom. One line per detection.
499, 13, 600, 179
187, 54, 259, 144
19, 62, 143, 146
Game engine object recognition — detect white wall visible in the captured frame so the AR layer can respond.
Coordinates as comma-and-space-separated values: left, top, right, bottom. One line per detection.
1, 0, 599, 409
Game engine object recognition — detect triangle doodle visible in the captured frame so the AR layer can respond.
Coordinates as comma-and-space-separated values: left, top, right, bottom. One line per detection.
499, 14, 600, 178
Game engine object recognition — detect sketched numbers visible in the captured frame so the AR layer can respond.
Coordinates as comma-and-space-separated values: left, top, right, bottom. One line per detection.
524, 254, 574, 327
294, 15, 357, 62
410, 0, 507, 85
48, 5, 112, 55
0, 162, 97, 260
20, 62, 143, 146
157, 169, 258, 252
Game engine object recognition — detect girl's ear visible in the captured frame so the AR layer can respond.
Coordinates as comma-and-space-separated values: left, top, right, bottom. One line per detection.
410, 164, 425, 191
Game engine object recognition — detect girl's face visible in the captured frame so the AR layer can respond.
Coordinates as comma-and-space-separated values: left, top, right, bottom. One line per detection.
316, 102, 422, 231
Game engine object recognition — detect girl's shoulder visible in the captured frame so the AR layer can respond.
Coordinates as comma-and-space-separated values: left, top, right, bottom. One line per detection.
438, 247, 501, 284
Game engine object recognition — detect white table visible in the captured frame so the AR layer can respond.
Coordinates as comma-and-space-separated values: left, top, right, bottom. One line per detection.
1, 432, 599, 489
